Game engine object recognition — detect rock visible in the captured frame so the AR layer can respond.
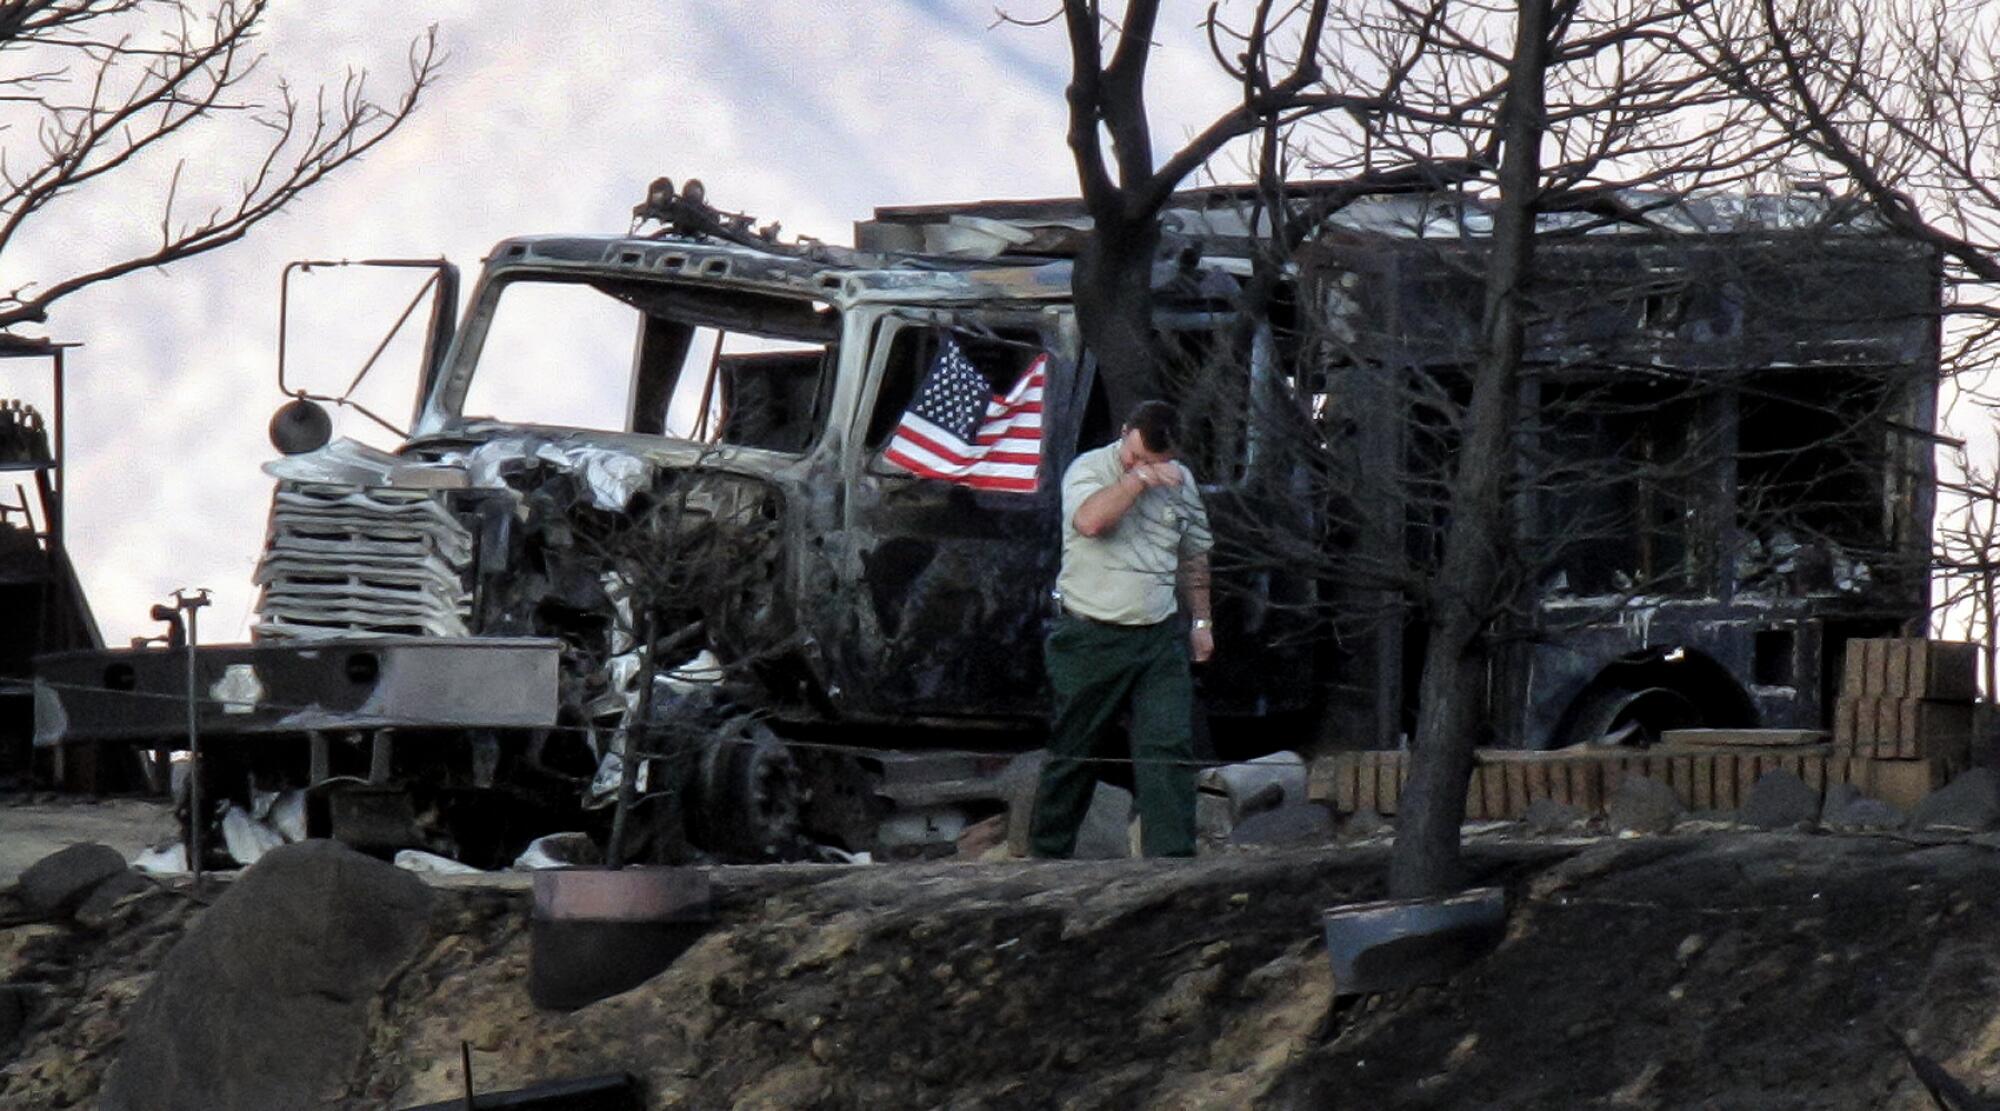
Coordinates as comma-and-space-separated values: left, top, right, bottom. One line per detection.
394, 850, 486, 876
955, 813, 1006, 859
1910, 768, 2000, 833
1001, 751, 1048, 857
1521, 797, 1589, 835
99, 841, 433, 1111
0, 924, 61, 980
1227, 802, 1336, 847
733, 1063, 830, 1107
1825, 796, 1904, 832
1821, 782, 1863, 821
1740, 769, 1820, 830
72, 871, 156, 931
1139, 962, 1227, 1035
513, 832, 602, 870
1343, 809, 1390, 839
1607, 776, 1683, 835
1002, 750, 1132, 859
1195, 789, 1234, 847
1073, 782, 1134, 859
16, 843, 127, 916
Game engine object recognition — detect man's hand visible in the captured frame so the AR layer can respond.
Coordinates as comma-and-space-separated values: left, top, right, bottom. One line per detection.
1129, 461, 1183, 488
1190, 623, 1214, 663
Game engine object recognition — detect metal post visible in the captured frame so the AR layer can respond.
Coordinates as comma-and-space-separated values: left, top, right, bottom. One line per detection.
49, 347, 62, 553
175, 588, 211, 885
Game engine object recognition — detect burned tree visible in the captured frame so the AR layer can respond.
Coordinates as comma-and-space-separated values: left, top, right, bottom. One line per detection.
0, 1, 439, 332
1167, 0, 1931, 895
567, 460, 803, 868
1681, 0, 2000, 666
1039, 0, 1332, 415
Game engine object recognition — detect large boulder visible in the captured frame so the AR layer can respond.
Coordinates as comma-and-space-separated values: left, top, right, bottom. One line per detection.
1740, 769, 1820, 830
1607, 776, 1683, 835
1909, 768, 2000, 833
16, 843, 127, 916
99, 840, 433, 1111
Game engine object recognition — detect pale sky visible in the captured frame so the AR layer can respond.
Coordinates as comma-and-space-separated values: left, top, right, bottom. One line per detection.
14, 2, 1247, 644
10, 2, 1981, 650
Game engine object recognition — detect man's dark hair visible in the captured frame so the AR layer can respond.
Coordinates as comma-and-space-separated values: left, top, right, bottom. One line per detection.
1124, 400, 1178, 454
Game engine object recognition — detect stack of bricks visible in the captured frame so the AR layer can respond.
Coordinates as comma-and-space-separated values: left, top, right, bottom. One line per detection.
1310, 743, 1834, 822
1307, 639, 1990, 820
1833, 639, 1978, 764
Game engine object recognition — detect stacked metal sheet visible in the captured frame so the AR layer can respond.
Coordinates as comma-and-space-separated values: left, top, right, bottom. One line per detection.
253, 482, 473, 639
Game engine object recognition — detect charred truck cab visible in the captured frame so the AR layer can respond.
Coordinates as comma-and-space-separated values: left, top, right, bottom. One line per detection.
34, 180, 1311, 865
33, 180, 1942, 865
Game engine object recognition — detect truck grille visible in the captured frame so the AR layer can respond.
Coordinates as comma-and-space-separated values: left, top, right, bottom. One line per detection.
252, 482, 473, 639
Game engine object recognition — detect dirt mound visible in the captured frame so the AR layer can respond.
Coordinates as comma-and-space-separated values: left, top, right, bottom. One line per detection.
1271, 834, 2000, 1109
13, 833, 2000, 1108
0, 875, 194, 1107
342, 849, 1498, 1107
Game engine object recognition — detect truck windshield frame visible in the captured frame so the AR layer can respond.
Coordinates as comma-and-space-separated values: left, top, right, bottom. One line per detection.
434, 269, 841, 454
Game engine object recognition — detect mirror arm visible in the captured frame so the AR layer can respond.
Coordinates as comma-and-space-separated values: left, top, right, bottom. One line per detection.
340, 269, 440, 401
275, 257, 460, 439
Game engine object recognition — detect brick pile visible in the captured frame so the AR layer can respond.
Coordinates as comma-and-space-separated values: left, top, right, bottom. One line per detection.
1309, 639, 1987, 819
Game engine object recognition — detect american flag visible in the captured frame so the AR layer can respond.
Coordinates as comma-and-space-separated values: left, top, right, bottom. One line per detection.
883, 335, 1046, 493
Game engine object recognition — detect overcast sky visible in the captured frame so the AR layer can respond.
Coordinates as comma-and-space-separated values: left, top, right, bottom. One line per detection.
13, 2, 1247, 644
12, 3, 1981, 648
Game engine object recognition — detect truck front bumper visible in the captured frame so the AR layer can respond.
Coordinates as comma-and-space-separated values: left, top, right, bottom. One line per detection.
33, 636, 563, 747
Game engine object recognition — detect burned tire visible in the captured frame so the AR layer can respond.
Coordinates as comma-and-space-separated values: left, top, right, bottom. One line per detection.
1554, 647, 1757, 748
1565, 685, 1702, 747
694, 717, 804, 861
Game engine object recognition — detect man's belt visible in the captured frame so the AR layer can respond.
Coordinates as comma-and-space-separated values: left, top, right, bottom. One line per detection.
1062, 606, 1168, 630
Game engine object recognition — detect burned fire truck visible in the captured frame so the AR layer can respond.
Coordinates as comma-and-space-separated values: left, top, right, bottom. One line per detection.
31, 180, 1939, 865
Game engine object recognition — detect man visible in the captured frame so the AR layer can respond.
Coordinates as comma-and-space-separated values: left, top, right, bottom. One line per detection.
1030, 400, 1213, 858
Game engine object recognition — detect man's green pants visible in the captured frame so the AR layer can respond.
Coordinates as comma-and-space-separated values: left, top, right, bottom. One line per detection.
1029, 614, 1197, 858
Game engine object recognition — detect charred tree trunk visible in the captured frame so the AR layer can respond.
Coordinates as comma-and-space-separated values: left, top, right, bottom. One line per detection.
1054, 0, 1329, 419
1389, 0, 1550, 900
1074, 217, 1163, 416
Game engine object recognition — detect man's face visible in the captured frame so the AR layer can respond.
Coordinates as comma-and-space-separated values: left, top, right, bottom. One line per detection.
1116, 426, 1174, 470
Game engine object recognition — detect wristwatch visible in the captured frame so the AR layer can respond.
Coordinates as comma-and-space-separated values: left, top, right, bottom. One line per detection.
1192, 618, 1212, 631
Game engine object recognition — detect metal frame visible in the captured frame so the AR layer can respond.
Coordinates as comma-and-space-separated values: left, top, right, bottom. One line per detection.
276, 257, 460, 436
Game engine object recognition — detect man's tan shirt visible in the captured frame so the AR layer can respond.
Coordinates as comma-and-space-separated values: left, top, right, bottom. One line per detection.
1056, 441, 1213, 626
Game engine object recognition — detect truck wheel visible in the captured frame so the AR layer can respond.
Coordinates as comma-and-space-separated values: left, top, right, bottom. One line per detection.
697, 718, 804, 861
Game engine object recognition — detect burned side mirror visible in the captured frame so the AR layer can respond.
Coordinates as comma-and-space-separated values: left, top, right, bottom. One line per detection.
269, 398, 333, 455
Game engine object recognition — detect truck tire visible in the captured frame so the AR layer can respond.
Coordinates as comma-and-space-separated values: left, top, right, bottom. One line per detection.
695, 717, 804, 861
